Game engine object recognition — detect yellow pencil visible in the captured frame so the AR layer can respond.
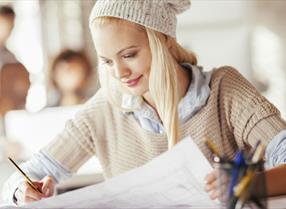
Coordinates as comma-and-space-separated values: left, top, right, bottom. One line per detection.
233, 170, 255, 197
8, 157, 42, 193
205, 138, 222, 159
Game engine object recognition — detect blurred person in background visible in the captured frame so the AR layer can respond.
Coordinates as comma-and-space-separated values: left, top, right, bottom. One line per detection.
0, 5, 30, 133
0, 5, 17, 69
48, 49, 93, 106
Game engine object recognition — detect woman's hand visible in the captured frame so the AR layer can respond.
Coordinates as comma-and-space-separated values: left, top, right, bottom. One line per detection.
204, 170, 219, 200
14, 176, 55, 205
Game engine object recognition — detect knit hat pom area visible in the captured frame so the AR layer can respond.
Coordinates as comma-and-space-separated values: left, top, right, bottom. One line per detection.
89, 0, 191, 38
166, 0, 191, 14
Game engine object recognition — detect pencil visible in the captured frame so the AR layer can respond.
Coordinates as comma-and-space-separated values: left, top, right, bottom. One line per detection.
8, 157, 42, 193
251, 143, 265, 163
205, 138, 222, 159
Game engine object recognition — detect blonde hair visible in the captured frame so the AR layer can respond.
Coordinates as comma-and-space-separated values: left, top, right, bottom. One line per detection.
91, 17, 197, 149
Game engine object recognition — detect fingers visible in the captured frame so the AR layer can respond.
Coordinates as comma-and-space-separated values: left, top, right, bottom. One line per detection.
14, 176, 55, 205
205, 170, 218, 184
41, 176, 55, 197
204, 170, 219, 200
15, 181, 44, 205
205, 176, 217, 192
209, 189, 219, 200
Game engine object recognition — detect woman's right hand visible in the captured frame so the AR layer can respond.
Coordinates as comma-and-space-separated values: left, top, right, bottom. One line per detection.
14, 176, 55, 205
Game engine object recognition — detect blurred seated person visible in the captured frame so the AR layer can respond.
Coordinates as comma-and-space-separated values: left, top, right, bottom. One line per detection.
0, 64, 30, 116
49, 49, 94, 106
0, 5, 30, 117
0, 5, 17, 68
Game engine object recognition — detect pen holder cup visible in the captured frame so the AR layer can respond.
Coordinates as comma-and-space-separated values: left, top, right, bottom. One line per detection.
217, 160, 267, 209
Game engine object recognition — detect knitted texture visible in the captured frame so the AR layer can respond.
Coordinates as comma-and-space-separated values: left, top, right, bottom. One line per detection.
44, 67, 286, 179
89, 0, 191, 38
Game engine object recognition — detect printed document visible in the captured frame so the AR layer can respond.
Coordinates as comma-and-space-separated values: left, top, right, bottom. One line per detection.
1, 136, 219, 209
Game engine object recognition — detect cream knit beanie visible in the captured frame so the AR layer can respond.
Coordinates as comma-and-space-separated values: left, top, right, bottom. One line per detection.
89, 0, 191, 38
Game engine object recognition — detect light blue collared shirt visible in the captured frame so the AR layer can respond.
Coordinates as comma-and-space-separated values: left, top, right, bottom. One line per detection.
123, 64, 212, 134
265, 130, 286, 168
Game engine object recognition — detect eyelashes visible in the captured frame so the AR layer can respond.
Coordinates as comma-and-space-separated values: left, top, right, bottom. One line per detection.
122, 52, 137, 59
100, 52, 138, 66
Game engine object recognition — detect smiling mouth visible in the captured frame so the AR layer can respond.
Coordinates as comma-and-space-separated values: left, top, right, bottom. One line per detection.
125, 75, 143, 87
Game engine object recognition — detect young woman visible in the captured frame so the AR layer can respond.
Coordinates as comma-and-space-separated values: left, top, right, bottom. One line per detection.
3, 0, 286, 205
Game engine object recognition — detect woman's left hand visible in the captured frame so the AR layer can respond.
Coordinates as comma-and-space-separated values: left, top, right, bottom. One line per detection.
204, 170, 219, 200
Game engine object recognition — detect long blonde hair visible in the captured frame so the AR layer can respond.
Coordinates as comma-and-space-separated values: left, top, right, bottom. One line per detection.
91, 17, 197, 149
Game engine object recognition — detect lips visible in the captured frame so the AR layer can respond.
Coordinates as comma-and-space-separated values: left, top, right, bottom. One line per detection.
125, 75, 143, 87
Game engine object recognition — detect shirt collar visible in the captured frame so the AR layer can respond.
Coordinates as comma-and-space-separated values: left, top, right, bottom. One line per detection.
121, 64, 212, 123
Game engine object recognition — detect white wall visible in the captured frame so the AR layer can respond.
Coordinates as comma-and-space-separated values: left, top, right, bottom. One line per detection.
176, 0, 253, 79
175, 0, 286, 117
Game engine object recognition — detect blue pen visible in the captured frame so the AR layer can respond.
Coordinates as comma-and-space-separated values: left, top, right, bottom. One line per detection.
228, 151, 245, 198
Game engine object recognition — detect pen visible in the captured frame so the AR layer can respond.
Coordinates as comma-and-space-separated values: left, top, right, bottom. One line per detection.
251, 143, 265, 163
8, 157, 42, 193
234, 170, 255, 209
233, 170, 255, 197
247, 140, 261, 161
205, 138, 223, 160
228, 151, 245, 197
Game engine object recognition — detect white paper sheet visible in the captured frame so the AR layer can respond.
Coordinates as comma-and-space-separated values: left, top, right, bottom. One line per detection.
1, 136, 220, 209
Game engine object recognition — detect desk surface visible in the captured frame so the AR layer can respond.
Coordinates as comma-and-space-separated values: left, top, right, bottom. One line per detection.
268, 195, 286, 208
0, 162, 15, 202
56, 173, 104, 194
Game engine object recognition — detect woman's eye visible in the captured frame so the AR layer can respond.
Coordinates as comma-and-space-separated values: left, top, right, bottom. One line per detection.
123, 52, 136, 59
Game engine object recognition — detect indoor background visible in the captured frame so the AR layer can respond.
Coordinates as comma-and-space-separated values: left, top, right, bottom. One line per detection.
0, 0, 286, 202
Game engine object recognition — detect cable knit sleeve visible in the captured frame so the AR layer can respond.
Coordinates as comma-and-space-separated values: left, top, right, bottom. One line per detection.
42, 91, 105, 173
219, 67, 286, 148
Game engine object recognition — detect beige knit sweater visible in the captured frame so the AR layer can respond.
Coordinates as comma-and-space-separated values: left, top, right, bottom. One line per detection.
44, 66, 286, 179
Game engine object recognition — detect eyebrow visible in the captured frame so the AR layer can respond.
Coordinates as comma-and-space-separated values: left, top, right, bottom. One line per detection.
99, 45, 139, 59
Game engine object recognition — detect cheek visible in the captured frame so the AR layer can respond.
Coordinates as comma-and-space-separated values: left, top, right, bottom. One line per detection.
140, 50, 152, 75
141, 63, 151, 76
131, 56, 151, 76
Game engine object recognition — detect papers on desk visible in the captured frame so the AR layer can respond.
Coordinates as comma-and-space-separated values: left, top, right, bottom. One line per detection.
1, 136, 219, 209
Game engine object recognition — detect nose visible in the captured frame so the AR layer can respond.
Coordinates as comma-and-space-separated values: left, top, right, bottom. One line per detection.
114, 62, 131, 80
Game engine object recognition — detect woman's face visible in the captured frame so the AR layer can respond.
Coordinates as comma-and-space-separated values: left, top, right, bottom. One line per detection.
92, 20, 152, 96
